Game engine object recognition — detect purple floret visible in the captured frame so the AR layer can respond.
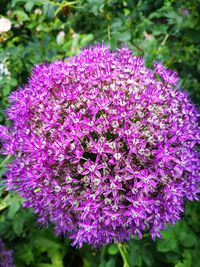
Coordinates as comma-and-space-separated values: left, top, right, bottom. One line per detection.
0, 45, 199, 247
0, 239, 15, 267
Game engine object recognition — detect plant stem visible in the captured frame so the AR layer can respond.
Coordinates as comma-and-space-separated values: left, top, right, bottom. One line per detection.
117, 243, 130, 267
161, 33, 169, 46
157, 33, 169, 53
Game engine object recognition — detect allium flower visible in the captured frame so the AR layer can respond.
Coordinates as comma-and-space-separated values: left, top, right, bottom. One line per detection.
0, 17, 11, 34
0, 239, 15, 267
0, 45, 199, 247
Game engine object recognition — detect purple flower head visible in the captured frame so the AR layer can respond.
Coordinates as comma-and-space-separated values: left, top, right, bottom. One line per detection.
0, 239, 15, 267
0, 45, 199, 247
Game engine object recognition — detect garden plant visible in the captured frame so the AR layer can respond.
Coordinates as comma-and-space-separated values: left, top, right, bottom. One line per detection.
0, 1, 200, 267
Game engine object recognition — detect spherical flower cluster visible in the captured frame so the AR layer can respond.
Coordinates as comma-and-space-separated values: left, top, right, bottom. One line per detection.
0, 45, 199, 247
0, 239, 15, 267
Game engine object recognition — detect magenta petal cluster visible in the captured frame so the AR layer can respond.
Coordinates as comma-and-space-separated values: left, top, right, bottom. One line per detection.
0, 239, 15, 267
0, 45, 200, 247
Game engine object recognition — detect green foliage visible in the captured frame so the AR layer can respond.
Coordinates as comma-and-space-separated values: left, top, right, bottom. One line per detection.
0, 0, 200, 266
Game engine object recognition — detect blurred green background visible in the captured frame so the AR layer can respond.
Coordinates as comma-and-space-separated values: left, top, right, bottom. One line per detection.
0, 1, 200, 266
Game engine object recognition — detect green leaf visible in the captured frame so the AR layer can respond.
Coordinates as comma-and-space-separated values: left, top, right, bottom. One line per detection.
82, 258, 91, 267
179, 232, 196, 248
0, 199, 8, 211
130, 250, 142, 267
49, 250, 64, 267
129, 240, 142, 267
142, 247, 153, 266
13, 215, 23, 235
14, 10, 30, 21
108, 244, 119, 255
165, 252, 181, 264
11, 0, 27, 7
173, 222, 197, 248
80, 34, 94, 46
2, 85, 11, 96
10, 78, 18, 86
34, 236, 61, 251
157, 238, 177, 252
17, 245, 34, 265
175, 250, 192, 267
8, 198, 21, 218
25, 1, 35, 11
99, 260, 107, 267
111, 18, 123, 30
112, 31, 131, 42
42, 3, 55, 19
87, 0, 104, 16
106, 258, 115, 267
157, 230, 177, 252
